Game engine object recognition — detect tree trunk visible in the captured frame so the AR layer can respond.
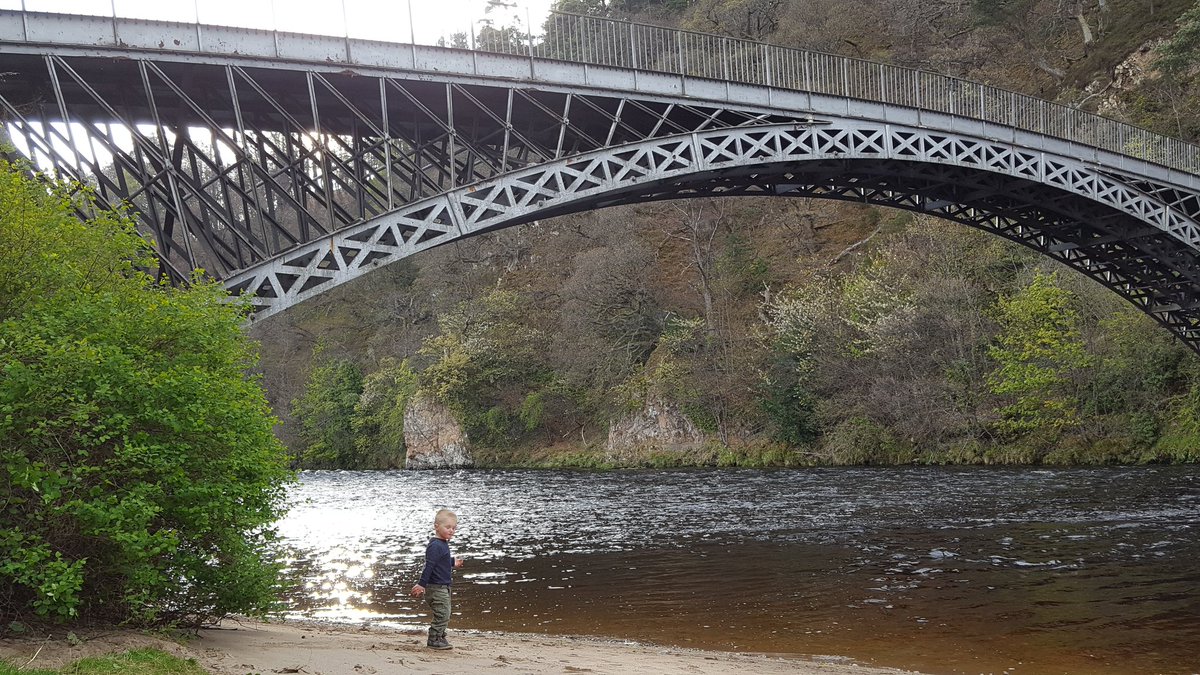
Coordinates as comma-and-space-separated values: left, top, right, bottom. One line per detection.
1075, 10, 1094, 46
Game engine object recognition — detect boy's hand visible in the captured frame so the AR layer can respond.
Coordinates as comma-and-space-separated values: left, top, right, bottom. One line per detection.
454, 558, 464, 569
411, 584, 425, 597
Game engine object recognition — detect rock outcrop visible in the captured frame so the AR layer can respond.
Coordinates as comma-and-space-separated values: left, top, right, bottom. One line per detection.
605, 398, 705, 460
403, 395, 474, 469
1093, 38, 1165, 116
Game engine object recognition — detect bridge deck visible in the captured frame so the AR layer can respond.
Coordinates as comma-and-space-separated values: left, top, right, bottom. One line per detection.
1, 9, 1198, 187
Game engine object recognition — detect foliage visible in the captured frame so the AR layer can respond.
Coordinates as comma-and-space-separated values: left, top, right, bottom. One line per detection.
759, 287, 826, 445
419, 288, 546, 445
281, 200, 1200, 469
1157, 0, 1200, 74
1152, 362, 1200, 461
291, 343, 363, 468
554, 237, 663, 379
717, 233, 772, 296
822, 417, 914, 465
476, 24, 528, 53
352, 358, 419, 468
636, 316, 720, 432
0, 161, 291, 625
987, 271, 1091, 441
550, 0, 691, 18
1079, 304, 1187, 422
683, 0, 783, 39
757, 366, 820, 446
763, 220, 1010, 461
839, 251, 918, 357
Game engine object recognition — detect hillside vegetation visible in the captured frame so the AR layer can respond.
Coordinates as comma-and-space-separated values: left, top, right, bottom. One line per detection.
254, 0, 1200, 469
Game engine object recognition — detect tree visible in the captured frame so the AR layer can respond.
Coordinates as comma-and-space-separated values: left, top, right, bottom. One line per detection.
1141, 0, 1200, 142
0, 160, 291, 625
987, 271, 1091, 440
291, 343, 364, 468
352, 357, 419, 468
550, 0, 692, 17
419, 288, 545, 444
550, 232, 664, 426
666, 200, 727, 335
1157, 0, 1200, 75
760, 285, 826, 445
687, 0, 782, 39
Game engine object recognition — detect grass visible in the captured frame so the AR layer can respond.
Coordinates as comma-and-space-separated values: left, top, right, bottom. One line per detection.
0, 649, 205, 675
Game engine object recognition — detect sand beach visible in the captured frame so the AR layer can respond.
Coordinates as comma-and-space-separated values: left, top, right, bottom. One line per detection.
1, 619, 920, 675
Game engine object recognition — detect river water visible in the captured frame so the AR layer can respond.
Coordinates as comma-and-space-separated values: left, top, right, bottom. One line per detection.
277, 467, 1199, 674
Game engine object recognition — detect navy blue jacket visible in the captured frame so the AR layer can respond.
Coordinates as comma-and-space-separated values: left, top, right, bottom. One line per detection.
418, 537, 455, 586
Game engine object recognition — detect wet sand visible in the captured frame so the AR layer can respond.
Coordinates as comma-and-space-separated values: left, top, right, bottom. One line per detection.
2, 619, 920, 675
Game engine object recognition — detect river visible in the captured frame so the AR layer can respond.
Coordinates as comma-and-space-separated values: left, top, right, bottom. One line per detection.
277, 467, 1199, 674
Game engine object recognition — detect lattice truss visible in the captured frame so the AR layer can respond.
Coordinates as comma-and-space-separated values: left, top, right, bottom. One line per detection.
4, 53, 1200, 346
224, 121, 1200, 348
0, 53, 784, 283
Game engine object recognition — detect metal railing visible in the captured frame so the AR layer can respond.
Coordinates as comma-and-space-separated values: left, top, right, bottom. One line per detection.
7, 2, 1199, 175
501, 11, 1198, 176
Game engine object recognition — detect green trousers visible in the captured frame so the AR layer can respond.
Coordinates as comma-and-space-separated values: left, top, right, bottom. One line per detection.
425, 584, 451, 636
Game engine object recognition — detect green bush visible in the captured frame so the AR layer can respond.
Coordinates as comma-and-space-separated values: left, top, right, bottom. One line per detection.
759, 377, 820, 446
1152, 379, 1200, 462
352, 357, 418, 468
518, 391, 546, 431
822, 417, 913, 465
0, 162, 292, 625
292, 344, 364, 468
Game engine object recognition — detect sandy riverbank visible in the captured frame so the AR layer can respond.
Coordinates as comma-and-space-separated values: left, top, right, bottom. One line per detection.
1, 619, 921, 675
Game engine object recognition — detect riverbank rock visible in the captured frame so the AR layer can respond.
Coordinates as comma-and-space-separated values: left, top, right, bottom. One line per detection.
606, 398, 705, 460
403, 395, 474, 469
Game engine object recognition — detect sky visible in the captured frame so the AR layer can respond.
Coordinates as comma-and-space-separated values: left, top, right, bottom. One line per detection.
0, 0, 557, 45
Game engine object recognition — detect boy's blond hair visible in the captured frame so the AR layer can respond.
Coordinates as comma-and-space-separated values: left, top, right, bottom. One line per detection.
434, 509, 457, 525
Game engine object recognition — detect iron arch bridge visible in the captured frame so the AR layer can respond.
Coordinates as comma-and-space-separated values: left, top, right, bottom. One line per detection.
3, 9, 1200, 347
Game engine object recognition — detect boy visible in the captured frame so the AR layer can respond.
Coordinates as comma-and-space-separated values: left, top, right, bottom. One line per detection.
411, 509, 464, 650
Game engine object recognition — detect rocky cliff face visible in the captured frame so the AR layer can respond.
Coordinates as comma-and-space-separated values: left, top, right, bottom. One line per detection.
1094, 38, 1165, 116
403, 395, 474, 469
605, 398, 705, 460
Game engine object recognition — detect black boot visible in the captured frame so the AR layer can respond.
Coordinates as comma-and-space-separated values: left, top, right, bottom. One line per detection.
427, 629, 452, 650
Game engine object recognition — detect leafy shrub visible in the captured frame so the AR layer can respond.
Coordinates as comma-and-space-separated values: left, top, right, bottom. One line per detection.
352, 357, 419, 468
987, 272, 1090, 438
292, 344, 364, 468
0, 162, 292, 625
822, 417, 913, 465
518, 391, 546, 431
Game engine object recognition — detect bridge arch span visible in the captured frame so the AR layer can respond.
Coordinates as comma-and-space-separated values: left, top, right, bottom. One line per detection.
4, 9, 1200, 346
229, 120, 1200, 346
